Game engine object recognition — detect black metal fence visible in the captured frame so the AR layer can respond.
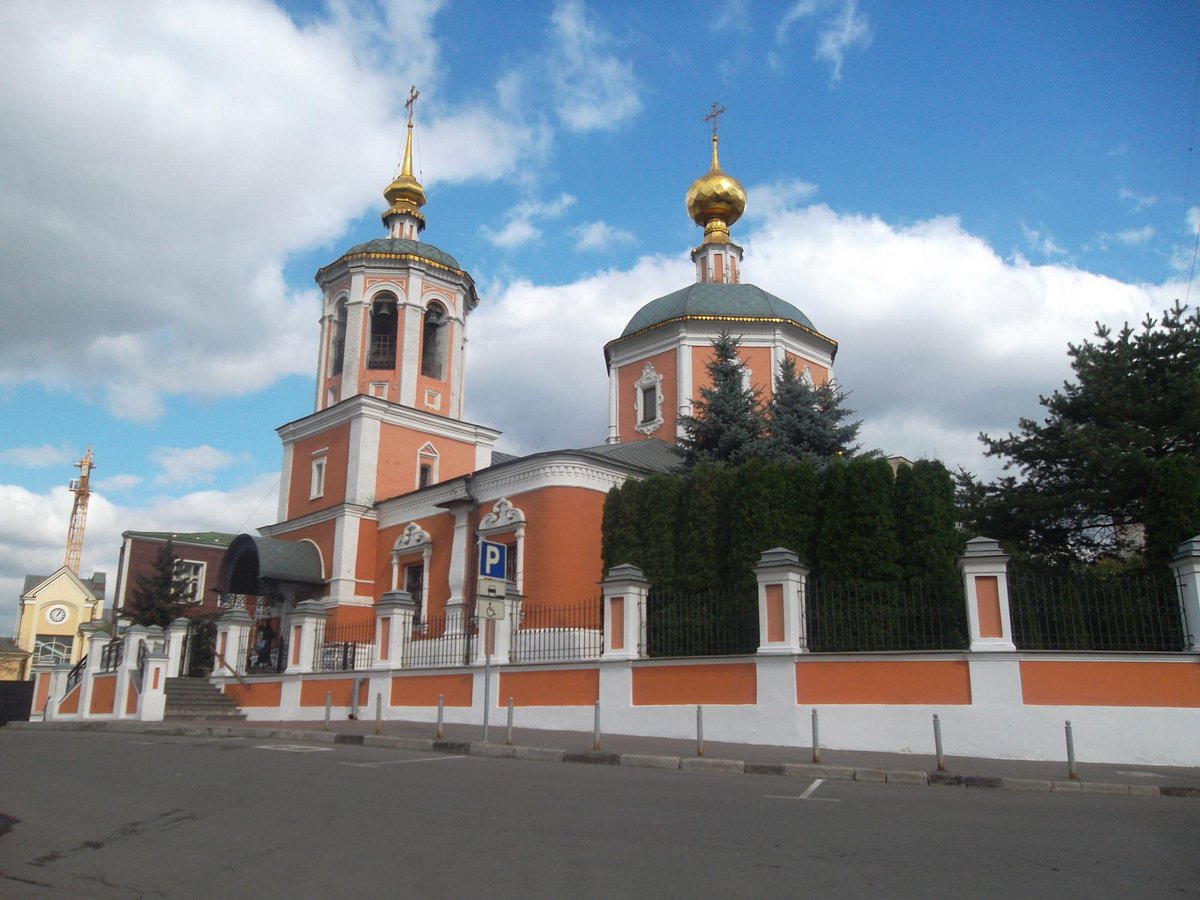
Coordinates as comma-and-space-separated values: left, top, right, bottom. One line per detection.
1008, 564, 1186, 652
806, 575, 969, 652
510, 600, 603, 662
404, 613, 476, 668
99, 639, 124, 672
313, 619, 376, 672
642, 589, 760, 658
245, 635, 289, 674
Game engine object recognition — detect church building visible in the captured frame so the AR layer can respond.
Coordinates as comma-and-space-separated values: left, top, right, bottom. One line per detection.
214, 99, 838, 662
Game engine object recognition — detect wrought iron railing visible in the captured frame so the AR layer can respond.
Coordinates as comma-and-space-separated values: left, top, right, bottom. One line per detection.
510, 600, 603, 662
136, 641, 148, 688
99, 639, 124, 672
367, 336, 396, 369
806, 574, 968, 652
1008, 564, 1186, 652
245, 635, 289, 674
641, 589, 760, 658
313, 619, 376, 672
65, 655, 87, 695
403, 612, 476, 668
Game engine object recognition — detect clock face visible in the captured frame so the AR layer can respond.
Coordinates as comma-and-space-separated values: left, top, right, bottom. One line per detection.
46, 606, 68, 624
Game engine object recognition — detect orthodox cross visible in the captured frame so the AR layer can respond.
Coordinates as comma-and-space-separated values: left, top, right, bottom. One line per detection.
704, 101, 726, 139
405, 85, 420, 124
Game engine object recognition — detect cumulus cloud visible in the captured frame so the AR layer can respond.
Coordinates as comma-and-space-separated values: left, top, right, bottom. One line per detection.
0, 475, 279, 636
483, 194, 576, 249
0, 1, 543, 423
546, 0, 643, 131
0, 444, 77, 468
151, 445, 241, 486
572, 221, 637, 252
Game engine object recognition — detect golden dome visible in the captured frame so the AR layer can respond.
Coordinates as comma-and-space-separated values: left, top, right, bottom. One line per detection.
685, 134, 746, 243
381, 110, 426, 228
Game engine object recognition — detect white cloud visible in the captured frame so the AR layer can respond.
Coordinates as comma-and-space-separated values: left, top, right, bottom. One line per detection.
546, 1, 643, 132
0, 1, 542, 423
483, 194, 576, 249
0, 444, 77, 468
96, 474, 141, 492
746, 179, 820, 219
1020, 222, 1068, 258
1114, 225, 1155, 246
1118, 187, 1158, 212
772, 0, 869, 82
711, 0, 752, 34
0, 475, 279, 637
572, 221, 637, 252
151, 446, 239, 487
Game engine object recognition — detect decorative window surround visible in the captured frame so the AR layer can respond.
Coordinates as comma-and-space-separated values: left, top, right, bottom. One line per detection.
633, 363, 664, 435
423, 389, 441, 410
391, 523, 432, 625
310, 453, 327, 499
417, 442, 439, 489
177, 560, 205, 604
477, 498, 526, 596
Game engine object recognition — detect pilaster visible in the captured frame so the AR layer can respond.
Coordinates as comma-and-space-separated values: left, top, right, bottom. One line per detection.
754, 547, 808, 654
601, 564, 649, 660
286, 599, 327, 674
958, 536, 1016, 652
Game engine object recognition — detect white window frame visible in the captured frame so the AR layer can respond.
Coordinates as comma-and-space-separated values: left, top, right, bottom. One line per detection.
416, 442, 439, 490
477, 498, 526, 597
369, 381, 389, 400
310, 452, 328, 499
392, 523, 432, 626
633, 362, 664, 435
176, 559, 206, 604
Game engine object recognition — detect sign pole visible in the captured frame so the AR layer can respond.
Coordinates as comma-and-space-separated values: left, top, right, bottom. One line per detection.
483, 617, 492, 742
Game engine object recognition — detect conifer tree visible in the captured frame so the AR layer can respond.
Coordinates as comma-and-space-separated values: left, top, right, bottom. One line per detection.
1144, 456, 1200, 566
893, 460, 962, 581
815, 457, 902, 582
765, 356, 861, 467
678, 332, 766, 467
673, 463, 734, 594
126, 539, 192, 628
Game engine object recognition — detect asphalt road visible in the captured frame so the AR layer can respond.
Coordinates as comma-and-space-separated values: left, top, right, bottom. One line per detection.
0, 729, 1196, 898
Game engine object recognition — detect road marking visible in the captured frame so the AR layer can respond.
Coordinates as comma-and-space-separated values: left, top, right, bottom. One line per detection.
340, 755, 466, 768
1117, 771, 1165, 779
765, 778, 840, 802
127, 740, 160, 745
254, 744, 333, 753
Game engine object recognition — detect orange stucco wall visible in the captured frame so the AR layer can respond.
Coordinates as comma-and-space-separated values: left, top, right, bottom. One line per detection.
499, 669, 600, 707
376, 424, 478, 501
795, 660, 972, 705
633, 662, 757, 705
59, 684, 80, 715
33, 672, 50, 715
391, 673, 473, 707
766, 584, 783, 643
271, 523, 334, 585
225, 681, 284, 708
611, 597, 625, 651
288, 421, 351, 517
376, 512, 456, 612
356, 518, 377, 584
616, 347, 678, 443
89, 674, 116, 714
975, 576, 1002, 638
300, 677, 369, 707
500, 486, 609, 604
784, 352, 828, 387
1020, 660, 1200, 707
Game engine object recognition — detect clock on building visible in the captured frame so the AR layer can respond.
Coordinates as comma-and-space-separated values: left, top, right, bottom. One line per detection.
46, 606, 68, 624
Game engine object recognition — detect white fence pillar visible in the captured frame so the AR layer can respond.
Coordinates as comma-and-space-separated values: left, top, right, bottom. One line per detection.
39, 664, 73, 721
958, 536, 1016, 652
138, 650, 169, 721
1169, 535, 1200, 651
165, 617, 190, 678
213, 608, 252, 678
286, 599, 327, 674
375, 591, 417, 668
754, 548, 809, 654
601, 564, 648, 660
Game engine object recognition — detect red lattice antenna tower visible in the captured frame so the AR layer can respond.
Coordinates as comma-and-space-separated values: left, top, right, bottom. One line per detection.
64, 447, 95, 574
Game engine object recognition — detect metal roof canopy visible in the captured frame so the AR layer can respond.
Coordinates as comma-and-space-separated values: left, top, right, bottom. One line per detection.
216, 534, 325, 596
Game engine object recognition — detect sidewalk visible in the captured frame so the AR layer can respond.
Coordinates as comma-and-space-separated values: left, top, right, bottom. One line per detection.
15, 715, 1200, 798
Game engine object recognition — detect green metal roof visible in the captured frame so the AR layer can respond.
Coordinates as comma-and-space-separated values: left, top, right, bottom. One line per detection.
335, 237, 462, 272
619, 283, 818, 338
122, 531, 236, 547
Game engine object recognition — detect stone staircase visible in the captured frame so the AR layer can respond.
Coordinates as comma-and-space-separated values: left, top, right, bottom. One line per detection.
164, 678, 247, 721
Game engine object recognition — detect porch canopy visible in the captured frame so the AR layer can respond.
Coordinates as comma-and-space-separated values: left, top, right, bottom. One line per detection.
216, 534, 324, 600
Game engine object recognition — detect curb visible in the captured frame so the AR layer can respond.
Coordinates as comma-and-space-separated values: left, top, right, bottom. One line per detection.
3, 721, 1185, 800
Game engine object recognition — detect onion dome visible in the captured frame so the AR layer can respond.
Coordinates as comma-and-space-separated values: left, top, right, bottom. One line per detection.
684, 134, 746, 244
382, 111, 426, 231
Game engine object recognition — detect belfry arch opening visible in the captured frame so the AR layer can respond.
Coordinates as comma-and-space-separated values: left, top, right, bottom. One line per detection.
421, 301, 448, 379
368, 293, 398, 369
328, 299, 348, 377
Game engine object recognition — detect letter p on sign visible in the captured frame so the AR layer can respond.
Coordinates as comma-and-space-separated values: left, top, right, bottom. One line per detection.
479, 540, 507, 580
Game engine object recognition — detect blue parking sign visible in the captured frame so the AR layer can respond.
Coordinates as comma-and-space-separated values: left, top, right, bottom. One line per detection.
479, 540, 507, 580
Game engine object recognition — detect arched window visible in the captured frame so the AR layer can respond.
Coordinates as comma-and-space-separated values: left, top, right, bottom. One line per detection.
421, 301, 448, 379
392, 523, 432, 626
328, 299, 347, 377
368, 294, 397, 369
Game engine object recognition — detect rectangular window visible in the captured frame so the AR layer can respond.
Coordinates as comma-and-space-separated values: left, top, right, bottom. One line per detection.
176, 561, 205, 603
640, 386, 657, 423
504, 544, 517, 585
33, 634, 73, 666
310, 455, 327, 499
405, 563, 425, 625
419, 463, 433, 489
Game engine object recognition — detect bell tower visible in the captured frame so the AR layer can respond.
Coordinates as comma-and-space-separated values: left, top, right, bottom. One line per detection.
312, 86, 477, 420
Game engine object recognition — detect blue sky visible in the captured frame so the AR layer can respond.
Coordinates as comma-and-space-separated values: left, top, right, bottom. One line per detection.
1, 0, 1196, 634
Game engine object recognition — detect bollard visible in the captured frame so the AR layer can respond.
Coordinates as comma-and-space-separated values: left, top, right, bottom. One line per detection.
324, 691, 332, 731
1065, 720, 1078, 780
506, 696, 514, 746
593, 699, 601, 752
436, 693, 444, 740
811, 708, 821, 764
375, 693, 382, 736
696, 705, 704, 757
933, 714, 945, 771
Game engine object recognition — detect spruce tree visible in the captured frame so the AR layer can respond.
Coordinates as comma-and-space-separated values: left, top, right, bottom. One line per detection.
127, 539, 192, 628
766, 356, 861, 467
678, 332, 766, 468
815, 457, 902, 583
674, 463, 734, 594
893, 460, 962, 581
1144, 456, 1200, 566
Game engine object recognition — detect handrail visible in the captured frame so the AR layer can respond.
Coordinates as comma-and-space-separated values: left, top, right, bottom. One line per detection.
213, 650, 251, 691
64, 655, 87, 696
